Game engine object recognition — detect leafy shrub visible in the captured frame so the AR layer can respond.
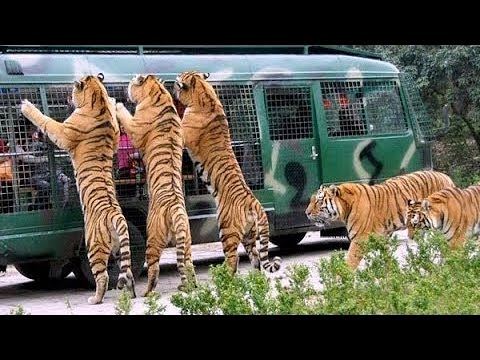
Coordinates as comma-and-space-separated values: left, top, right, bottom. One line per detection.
171, 232, 480, 314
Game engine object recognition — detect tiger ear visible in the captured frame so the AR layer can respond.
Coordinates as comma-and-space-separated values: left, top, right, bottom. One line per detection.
74, 81, 84, 90
203, 72, 210, 79
329, 184, 340, 197
421, 199, 430, 211
177, 82, 188, 90
97, 73, 104, 82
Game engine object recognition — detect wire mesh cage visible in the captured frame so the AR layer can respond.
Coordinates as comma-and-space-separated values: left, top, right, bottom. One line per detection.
320, 79, 408, 138
265, 87, 314, 140
0, 81, 265, 214
399, 73, 434, 143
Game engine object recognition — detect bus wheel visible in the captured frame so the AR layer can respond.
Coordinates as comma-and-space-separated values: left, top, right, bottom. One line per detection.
72, 220, 146, 290
320, 226, 348, 238
270, 233, 306, 249
14, 261, 73, 282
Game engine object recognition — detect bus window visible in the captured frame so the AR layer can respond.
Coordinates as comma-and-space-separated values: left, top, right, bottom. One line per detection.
363, 80, 407, 135
321, 81, 367, 137
265, 87, 314, 140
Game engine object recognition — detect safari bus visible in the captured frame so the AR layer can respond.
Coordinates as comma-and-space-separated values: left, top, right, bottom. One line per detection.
0, 45, 442, 287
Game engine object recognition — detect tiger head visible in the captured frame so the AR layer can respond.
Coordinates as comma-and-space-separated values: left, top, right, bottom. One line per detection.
406, 198, 434, 239
72, 73, 109, 110
173, 71, 212, 108
305, 184, 345, 227
127, 74, 171, 105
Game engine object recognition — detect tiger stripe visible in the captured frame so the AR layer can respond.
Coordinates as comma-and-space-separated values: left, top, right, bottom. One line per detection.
306, 170, 455, 270
116, 74, 196, 296
173, 71, 281, 273
20, 74, 136, 305
407, 185, 480, 247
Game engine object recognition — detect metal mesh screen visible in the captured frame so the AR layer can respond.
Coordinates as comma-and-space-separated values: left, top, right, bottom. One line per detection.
0, 87, 50, 213
363, 80, 407, 134
215, 84, 264, 190
173, 82, 264, 196
265, 87, 314, 140
399, 73, 434, 142
1, 81, 265, 214
321, 79, 407, 138
105, 85, 145, 200
45, 86, 77, 209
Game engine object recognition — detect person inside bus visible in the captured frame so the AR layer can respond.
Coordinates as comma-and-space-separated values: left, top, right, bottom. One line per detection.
116, 126, 145, 198
0, 138, 14, 215
117, 126, 144, 180
15, 127, 71, 210
324, 86, 367, 136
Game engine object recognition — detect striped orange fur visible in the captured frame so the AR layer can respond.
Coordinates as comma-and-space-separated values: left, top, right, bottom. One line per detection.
116, 74, 196, 296
20, 74, 136, 304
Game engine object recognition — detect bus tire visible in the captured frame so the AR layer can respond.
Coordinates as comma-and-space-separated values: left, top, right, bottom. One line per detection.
269, 232, 305, 248
72, 220, 146, 290
14, 260, 73, 282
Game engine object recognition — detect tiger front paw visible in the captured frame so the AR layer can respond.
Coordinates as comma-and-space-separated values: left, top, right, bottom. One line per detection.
116, 102, 126, 113
20, 99, 42, 120
115, 102, 129, 122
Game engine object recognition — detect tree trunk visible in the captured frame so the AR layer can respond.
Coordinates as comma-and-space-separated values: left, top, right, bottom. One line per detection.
461, 116, 480, 153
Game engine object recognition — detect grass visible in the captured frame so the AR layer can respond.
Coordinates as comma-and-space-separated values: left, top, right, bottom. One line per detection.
171, 232, 480, 315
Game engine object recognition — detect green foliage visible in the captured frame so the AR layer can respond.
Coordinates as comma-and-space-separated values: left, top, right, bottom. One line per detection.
144, 291, 166, 315
115, 287, 133, 315
171, 233, 480, 315
9, 305, 29, 315
171, 263, 317, 315
450, 168, 480, 188
351, 45, 480, 180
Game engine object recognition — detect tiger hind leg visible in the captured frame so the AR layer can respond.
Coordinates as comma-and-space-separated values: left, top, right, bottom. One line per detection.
242, 224, 260, 270
143, 224, 169, 297
257, 210, 281, 273
86, 238, 111, 305
173, 212, 197, 291
112, 216, 136, 298
220, 229, 242, 274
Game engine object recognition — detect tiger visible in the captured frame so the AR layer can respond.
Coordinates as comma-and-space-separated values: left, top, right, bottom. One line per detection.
305, 170, 455, 270
115, 74, 197, 296
173, 71, 281, 274
20, 73, 136, 305
406, 185, 480, 248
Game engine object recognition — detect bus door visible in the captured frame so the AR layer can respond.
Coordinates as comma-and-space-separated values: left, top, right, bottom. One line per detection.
256, 82, 322, 230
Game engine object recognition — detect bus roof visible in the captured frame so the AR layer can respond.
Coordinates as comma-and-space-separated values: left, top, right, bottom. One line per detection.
0, 47, 398, 84
0, 45, 383, 59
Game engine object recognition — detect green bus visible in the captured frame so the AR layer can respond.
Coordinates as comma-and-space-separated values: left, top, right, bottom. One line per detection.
0, 45, 442, 286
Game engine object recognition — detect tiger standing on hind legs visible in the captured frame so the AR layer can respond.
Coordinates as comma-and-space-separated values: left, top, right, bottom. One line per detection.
173, 71, 281, 274
20, 73, 136, 304
115, 74, 197, 296
305, 170, 455, 270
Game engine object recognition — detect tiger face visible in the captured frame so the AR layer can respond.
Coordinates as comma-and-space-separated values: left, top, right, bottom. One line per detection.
406, 198, 433, 238
305, 185, 341, 227
173, 71, 210, 107
71, 73, 108, 109
127, 74, 170, 104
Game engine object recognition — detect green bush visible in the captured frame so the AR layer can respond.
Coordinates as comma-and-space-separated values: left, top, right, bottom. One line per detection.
171, 232, 480, 315
115, 287, 133, 315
